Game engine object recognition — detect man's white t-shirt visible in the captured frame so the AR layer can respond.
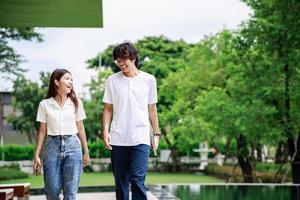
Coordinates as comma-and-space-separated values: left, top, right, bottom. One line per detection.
103, 71, 157, 146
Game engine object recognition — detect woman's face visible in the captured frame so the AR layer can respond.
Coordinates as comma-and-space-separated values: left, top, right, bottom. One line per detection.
55, 73, 73, 95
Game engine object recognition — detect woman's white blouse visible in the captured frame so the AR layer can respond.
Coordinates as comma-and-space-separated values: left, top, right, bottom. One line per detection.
36, 97, 86, 135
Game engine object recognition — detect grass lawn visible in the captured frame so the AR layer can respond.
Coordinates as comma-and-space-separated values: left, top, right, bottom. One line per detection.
0, 172, 224, 188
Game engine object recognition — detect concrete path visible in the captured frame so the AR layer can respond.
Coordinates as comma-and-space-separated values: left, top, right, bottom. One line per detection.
29, 192, 158, 200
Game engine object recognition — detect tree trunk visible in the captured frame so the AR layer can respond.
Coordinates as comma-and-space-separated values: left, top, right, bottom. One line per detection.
256, 143, 262, 162
237, 155, 254, 183
250, 144, 256, 160
275, 142, 284, 164
26, 132, 33, 144
236, 135, 254, 183
283, 63, 300, 183
223, 137, 232, 163
275, 141, 289, 164
170, 147, 180, 172
33, 130, 38, 144
162, 128, 180, 172
288, 133, 300, 183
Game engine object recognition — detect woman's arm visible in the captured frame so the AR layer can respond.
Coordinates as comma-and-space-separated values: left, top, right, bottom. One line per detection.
33, 122, 47, 173
76, 120, 90, 166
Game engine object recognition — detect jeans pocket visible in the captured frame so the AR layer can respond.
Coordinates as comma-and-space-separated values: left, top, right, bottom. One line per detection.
75, 135, 81, 146
68, 135, 81, 151
43, 136, 51, 153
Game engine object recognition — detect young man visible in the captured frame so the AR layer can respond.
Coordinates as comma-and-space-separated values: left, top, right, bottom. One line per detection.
102, 41, 160, 200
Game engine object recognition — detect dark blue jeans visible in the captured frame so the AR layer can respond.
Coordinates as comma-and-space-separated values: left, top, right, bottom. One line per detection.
111, 144, 150, 200
43, 135, 82, 200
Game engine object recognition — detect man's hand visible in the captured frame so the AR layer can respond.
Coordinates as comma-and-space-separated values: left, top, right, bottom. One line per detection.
153, 135, 160, 150
103, 132, 112, 150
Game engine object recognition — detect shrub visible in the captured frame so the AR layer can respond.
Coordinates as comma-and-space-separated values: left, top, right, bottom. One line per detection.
0, 144, 35, 161
205, 163, 291, 183
0, 140, 187, 160
88, 142, 110, 158
0, 166, 28, 180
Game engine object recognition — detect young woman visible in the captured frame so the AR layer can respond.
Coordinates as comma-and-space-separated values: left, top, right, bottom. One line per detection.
33, 68, 90, 200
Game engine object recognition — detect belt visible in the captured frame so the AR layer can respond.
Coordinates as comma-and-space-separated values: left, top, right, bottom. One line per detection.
47, 135, 75, 138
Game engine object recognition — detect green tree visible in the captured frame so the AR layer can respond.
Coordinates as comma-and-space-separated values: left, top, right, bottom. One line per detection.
83, 68, 113, 141
7, 72, 49, 143
158, 35, 222, 171
136, 36, 191, 81
0, 28, 42, 76
239, 0, 300, 183
86, 45, 115, 71
160, 31, 281, 182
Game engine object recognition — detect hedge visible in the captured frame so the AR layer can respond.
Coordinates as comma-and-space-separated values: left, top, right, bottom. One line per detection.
0, 144, 35, 161
0, 142, 112, 161
0, 141, 176, 160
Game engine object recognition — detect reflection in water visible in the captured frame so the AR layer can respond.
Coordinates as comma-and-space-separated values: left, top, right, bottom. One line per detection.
166, 185, 300, 200
291, 186, 300, 200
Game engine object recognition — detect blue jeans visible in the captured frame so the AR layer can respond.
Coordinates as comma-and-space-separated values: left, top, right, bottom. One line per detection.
43, 135, 82, 200
111, 144, 150, 200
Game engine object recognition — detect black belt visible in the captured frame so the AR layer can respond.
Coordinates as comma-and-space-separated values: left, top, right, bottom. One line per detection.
47, 135, 75, 138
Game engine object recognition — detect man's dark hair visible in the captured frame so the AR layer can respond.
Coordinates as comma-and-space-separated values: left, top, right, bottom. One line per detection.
113, 41, 139, 68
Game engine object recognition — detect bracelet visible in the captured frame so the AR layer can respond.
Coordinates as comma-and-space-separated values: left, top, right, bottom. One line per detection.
153, 132, 161, 136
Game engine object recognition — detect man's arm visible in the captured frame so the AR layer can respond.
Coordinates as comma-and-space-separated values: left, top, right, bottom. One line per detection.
103, 103, 113, 150
148, 104, 160, 133
149, 103, 160, 149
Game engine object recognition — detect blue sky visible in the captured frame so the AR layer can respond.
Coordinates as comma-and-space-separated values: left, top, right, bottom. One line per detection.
2, 0, 251, 96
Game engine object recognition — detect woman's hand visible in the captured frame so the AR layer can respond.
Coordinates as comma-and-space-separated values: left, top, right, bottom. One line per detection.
33, 155, 41, 176
83, 152, 90, 167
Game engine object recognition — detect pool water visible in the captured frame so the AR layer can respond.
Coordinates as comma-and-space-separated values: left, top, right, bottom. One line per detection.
162, 184, 300, 200
31, 184, 300, 200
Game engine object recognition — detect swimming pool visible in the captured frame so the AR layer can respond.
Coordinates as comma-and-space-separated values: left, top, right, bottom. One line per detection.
149, 184, 300, 200
31, 184, 300, 200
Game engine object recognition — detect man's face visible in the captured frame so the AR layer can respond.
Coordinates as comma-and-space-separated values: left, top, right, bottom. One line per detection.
115, 58, 136, 73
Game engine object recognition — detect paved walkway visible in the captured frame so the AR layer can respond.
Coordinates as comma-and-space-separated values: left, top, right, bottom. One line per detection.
30, 192, 158, 200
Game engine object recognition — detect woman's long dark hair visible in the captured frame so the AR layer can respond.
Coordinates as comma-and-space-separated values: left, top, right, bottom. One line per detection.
46, 69, 78, 111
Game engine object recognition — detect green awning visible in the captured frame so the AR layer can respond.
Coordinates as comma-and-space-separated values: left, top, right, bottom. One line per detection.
0, 0, 103, 28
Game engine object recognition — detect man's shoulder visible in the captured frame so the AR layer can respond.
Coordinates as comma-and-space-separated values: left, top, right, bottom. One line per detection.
107, 71, 122, 81
139, 71, 156, 80
107, 71, 122, 80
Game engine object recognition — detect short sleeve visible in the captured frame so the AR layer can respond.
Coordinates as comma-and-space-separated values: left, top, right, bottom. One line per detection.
36, 101, 47, 123
76, 99, 87, 121
148, 76, 158, 104
103, 78, 113, 104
